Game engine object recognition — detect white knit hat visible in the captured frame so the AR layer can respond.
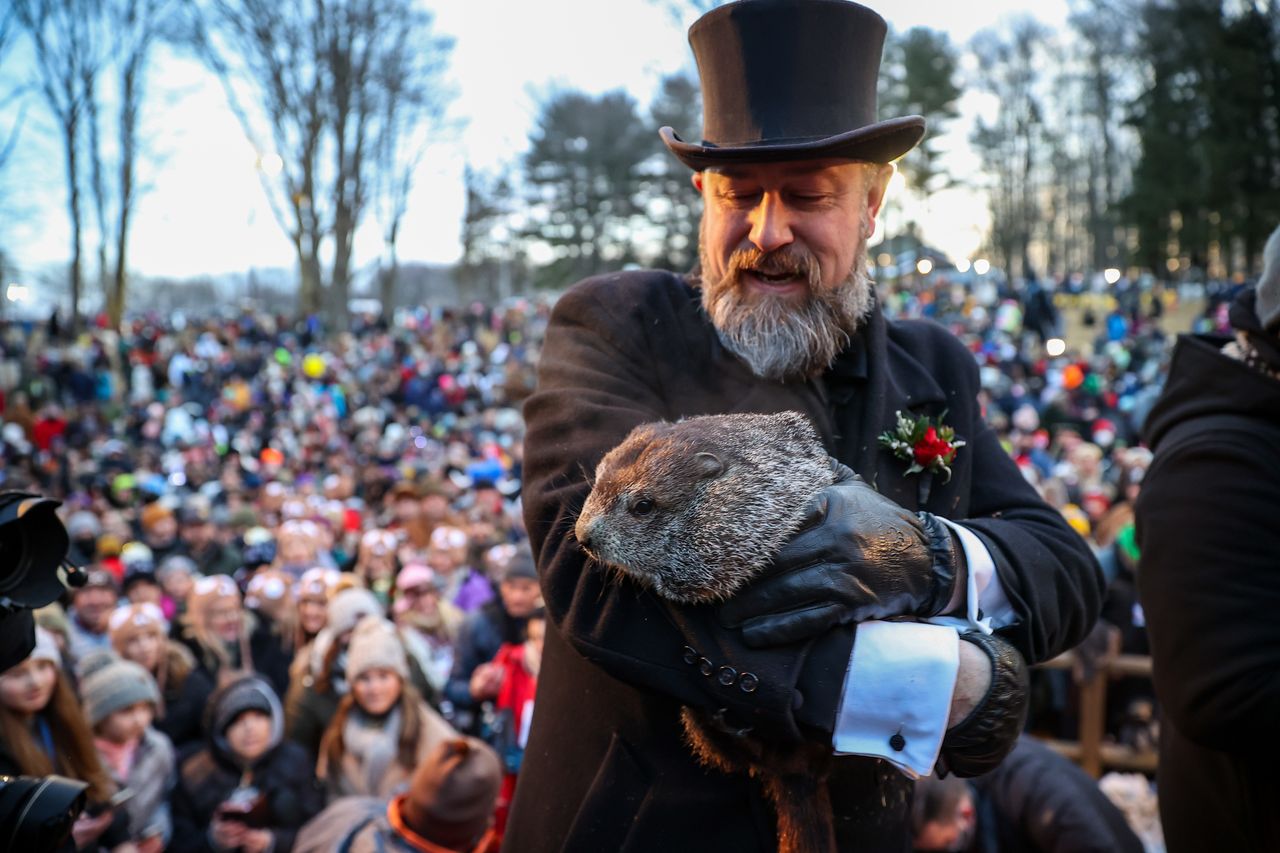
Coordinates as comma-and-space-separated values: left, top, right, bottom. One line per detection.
29, 627, 62, 669
326, 587, 383, 637
345, 616, 409, 683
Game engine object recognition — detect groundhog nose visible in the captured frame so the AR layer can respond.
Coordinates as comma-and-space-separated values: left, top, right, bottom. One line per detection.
575, 517, 596, 551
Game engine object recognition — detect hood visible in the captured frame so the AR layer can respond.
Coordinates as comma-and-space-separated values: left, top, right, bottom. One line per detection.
1143, 331, 1280, 452
205, 675, 285, 770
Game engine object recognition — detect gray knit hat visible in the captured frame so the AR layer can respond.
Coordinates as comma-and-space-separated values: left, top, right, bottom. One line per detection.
326, 587, 383, 636
1255, 223, 1280, 331
345, 616, 409, 683
81, 658, 161, 728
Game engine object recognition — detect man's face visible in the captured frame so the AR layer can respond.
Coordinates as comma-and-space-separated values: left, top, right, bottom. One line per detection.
75, 588, 118, 632
146, 516, 178, 547
694, 159, 891, 380
499, 577, 542, 619
183, 520, 214, 549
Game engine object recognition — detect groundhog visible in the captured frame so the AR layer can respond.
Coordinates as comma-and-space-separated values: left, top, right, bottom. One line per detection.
576, 410, 840, 853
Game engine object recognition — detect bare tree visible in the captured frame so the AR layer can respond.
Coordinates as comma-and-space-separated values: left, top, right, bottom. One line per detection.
13, 0, 107, 331
193, 0, 453, 327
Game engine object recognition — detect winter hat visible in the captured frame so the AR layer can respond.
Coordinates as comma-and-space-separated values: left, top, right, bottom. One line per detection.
109, 602, 168, 651
345, 616, 409, 683
395, 564, 436, 593
81, 658, 160, 727
66, 511, 102, 540
326, 587, 383, 637
207, 675, 284, 766
28, 626, 62, 669
1255, 223, 1280, 331
139, 502, 174, 532
188, 574, 240, 626
400, 737, 502, 851
157, 554, 198, 584
295, 567, 340, 602
502, 551, 538, 583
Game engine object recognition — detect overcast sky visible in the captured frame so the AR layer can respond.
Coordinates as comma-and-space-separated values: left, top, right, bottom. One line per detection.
2, 0, 1069, 290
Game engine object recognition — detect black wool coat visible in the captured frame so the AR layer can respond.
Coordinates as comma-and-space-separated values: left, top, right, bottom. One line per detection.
508, 271, 1102, 852
1136, 320, 1280, 852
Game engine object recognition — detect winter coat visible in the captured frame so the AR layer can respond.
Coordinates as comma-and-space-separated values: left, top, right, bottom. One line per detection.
1136, 288, 1280, 852
294, 796, 498, 853
155, 641, 215, 751
966, 736, 1142, 853
444, 603, 526, 713
100, 727, 176, 844
509, 270, 1103, 851
316, 697, 456, 802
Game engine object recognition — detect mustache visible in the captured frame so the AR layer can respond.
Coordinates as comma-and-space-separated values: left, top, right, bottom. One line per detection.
726, 246, 821, 286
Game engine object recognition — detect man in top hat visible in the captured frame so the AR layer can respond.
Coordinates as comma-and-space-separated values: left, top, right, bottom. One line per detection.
511, 1, 1103, 850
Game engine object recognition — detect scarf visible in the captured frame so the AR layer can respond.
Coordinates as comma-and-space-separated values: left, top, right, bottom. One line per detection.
95, 736, 140, 781
344, 705, 404, 794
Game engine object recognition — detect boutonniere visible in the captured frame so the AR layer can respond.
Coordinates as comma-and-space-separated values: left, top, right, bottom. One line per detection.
879, 410, 966, 484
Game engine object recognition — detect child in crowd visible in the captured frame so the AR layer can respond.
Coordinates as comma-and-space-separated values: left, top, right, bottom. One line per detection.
82, 655, 176, 852
171, 675, 322, 853
110, 602, 213, 750
316, 617, 455, 801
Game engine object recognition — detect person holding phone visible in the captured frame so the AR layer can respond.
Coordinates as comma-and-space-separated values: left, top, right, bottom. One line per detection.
170, 675, 322, 853
82, 655, 176, 853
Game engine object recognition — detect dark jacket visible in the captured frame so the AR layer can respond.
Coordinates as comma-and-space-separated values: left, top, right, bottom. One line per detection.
156, 641, 215, 751
444, 600, 528, 711
509, 272, 1103, 852
170, 694, 323, 853
967, 737, 1142, 853
1136, 290, 1280, 852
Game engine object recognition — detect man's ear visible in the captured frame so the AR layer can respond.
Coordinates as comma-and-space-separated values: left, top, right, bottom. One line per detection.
864, 163, 894, 220
691, 171, 705, 193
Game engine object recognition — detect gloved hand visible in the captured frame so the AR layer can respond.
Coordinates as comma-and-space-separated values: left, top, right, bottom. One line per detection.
719, 463, 964, 647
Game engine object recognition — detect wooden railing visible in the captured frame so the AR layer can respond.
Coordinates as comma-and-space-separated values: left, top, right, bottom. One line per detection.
1034, 651, 1158, 778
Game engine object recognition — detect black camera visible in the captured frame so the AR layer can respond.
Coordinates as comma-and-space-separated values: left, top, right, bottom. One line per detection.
0, 492, 87, 853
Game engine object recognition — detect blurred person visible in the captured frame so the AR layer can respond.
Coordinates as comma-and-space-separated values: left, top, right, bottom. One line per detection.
244, 568, 297, 694
110, 602, 214, 751
427, 525, 493, 613
0, 629, 126, 851
178, 501, 241, 576
486, 608, 544, 842
170, 675, 323, 853
67, 569, 120, 665
444, 553, 541, 729
315, 617, 455, 801
157, 554, 197, 621
293, 567, 340, 651
138, 501, 180, 563
1135, 224, 1280, 851
67, 509, 104, 567
120, 542, 164, 608
276, 520, 327, 578
911, 737, 1142, 853
393, 563, 463, 695
293, 737, 502, 853
241, 525, 279, 576
82, 656, 176, 853
354, 528, 400, 605
178, 574, 287, 693
285, 586, 386, 757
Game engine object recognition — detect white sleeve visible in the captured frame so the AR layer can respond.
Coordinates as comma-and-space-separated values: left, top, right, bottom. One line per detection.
832, 621, 959, 779
937, 518, 1017, 632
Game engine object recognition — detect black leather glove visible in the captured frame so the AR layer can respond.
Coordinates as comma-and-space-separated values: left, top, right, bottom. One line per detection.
719, 465, 964, 647
938, 630, 1029, 777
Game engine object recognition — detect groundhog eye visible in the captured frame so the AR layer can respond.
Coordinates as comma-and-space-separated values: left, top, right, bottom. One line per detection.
630, 498, 655, 517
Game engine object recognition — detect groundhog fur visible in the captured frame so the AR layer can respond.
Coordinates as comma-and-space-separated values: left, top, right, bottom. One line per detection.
576, 411, 840, 853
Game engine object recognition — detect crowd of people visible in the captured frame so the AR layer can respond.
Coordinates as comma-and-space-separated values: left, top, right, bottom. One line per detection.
0, 268, 1213, 852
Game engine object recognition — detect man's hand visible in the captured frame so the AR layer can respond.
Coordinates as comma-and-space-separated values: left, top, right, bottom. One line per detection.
719, 468, 963, 647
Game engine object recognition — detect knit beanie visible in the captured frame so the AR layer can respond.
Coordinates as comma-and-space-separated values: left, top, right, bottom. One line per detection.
401, 737, 502, 851
81, 658, 161, 728
206, 676, 284, 766
326, 587, 383, 637
109, 602, 168, 652
188, 574, 240, 627
1255, 223, 1280, 331
345, 616, 409, 683
139, 502, 174, 533
29, 627, 62, 669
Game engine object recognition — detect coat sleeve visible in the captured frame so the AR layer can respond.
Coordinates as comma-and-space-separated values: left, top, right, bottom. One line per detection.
522, 275, 850, 742
1135, 431, 1280, 752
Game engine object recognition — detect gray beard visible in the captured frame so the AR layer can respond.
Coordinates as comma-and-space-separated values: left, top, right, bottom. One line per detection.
699, 246, 874, 382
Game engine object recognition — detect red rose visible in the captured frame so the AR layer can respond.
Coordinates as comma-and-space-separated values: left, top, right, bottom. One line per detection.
913, 426, 954, 468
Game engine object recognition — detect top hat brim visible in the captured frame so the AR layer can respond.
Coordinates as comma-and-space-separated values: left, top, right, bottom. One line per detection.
660, 115, 925, 171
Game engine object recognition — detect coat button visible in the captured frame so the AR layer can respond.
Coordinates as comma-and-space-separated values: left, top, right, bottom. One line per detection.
698, 657, 715, 676
717, 666, 737, 687
739, 672, 759, 693
889, 732, 906, 752
682, 646, 698, 665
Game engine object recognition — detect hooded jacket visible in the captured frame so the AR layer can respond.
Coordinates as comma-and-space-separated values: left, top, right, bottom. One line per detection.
170, 677, 324, 853
1136, 288, 1280, 851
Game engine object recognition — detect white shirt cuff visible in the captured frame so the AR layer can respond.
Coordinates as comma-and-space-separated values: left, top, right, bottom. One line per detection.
935, 518, 1016, 632
833, 620, 959, 779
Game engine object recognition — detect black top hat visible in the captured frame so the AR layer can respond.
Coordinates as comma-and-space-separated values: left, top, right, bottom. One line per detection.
661, 0, 925, 170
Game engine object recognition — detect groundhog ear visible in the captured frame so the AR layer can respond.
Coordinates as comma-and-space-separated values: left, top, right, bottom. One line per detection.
694, 452, 724, 479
